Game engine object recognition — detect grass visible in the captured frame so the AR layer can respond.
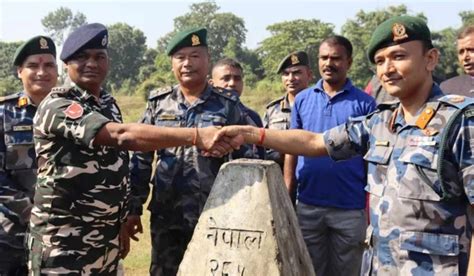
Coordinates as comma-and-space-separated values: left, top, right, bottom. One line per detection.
114, 87, 285, 274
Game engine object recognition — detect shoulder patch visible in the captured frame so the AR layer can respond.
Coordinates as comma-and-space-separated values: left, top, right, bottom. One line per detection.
0, 92, 20, 103
438, 94, 474, 109
211, 87, 238, 102
148, 86, 173, 100
266, 96, 285, 108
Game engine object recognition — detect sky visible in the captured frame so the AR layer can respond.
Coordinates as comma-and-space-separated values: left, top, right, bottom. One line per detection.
0, 0, 472, 49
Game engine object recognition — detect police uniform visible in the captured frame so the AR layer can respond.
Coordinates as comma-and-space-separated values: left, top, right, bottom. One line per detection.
0, 35, 56, 276
129, 28, 255, 275
28, 24, 129, 275
324, 16, 474, 276
240, 102, 265, 159
263, 94, 292, 164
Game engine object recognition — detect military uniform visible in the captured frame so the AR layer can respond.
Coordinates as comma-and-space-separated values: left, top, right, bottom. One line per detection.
324, 84, 473, 275
263, 94, 292, 165
0, 93, 37, 275
240, 102, 265, 159
28, 84, 129, 275
129, 84, 253, 275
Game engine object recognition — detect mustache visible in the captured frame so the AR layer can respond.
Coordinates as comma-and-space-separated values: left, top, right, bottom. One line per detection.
323, 66, 337, 73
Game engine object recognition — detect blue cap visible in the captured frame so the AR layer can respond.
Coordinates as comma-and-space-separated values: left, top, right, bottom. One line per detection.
60, 23, 108, 62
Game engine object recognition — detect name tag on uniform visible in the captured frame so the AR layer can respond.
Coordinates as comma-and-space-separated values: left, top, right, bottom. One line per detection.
13, 125, 32, 131
407, 136, 437, 147
158, 114, 177, 120
375, 140, 390, 147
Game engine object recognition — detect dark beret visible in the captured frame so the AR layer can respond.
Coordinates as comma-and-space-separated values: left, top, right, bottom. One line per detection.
166, 27, 207, 56
13, 36, 56, 66
367, 15, 433, 63
61, 23, 108, 62
277, 51, 310, 74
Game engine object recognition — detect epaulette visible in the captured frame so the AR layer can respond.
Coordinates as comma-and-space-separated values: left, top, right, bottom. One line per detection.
0, 93, 20, 103
438, 94, 474, 110
266, 96, 285, 109
148, 86, 173, 101
211, 87, 238, 102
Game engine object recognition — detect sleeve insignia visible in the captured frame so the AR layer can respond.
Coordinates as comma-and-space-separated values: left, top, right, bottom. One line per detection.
64, 102, 84, 119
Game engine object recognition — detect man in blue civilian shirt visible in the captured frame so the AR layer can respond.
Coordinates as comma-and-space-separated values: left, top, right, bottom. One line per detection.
285, 35, 376, 275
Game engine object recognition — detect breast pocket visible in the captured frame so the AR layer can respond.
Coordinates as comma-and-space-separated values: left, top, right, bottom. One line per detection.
363, 145, 393, 197
398, 146, 442, 201
4, 130, 35, 170
198, 114, 227, 127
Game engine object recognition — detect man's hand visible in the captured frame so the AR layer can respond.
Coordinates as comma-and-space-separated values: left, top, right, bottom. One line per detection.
124, 215, 143, 241
197, 126, 244, 157
119, 224, 130, 259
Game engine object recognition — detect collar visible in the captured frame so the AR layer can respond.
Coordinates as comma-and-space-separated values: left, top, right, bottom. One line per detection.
17, 92, 33, 108
176, 84, 212, 107
71, 83, 107, 105
313, 78, 353, 95
280, 93, 292, 111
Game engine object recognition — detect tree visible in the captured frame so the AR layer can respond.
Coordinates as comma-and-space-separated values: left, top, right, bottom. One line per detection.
0, 41, 23, 95
341, 5, 420, 88
258, 19, 334, 80
460, 10, 474, 26
156, 1, 247, 63
41, 7, 87, 47
432, 28, 458, 80
106, 23, 147, 93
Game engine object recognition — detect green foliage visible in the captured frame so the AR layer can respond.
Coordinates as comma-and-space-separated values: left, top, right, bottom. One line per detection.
41, 7, 87, 46
432, 28, 459, 80
106, 23, 147, 93
135, 68, 174, 101
258, 19, 334, 81
460, 10, 474, 26
0, 41, 23, 95
341, 5, 418, 88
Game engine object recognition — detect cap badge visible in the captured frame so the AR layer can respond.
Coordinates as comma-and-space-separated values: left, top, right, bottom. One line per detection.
39, 37, 49, 49
291, 54, 300, 65
392, 23, 408, 42
101, 35, 108, 46
64, 102, 84, 120
191, 34, 200, 46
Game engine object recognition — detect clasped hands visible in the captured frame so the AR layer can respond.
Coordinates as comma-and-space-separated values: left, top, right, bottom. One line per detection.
197, 125, 246, 157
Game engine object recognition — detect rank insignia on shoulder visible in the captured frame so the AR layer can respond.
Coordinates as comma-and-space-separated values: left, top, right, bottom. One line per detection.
13, 125, 32, 131
375, 140, 390, 146
415, 107, 435, 129
17, 97, 28, 107
64, 102, 84, 119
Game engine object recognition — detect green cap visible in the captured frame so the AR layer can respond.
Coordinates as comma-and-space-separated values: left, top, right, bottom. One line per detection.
13, 36, 56, 66
367, 15, 433, 63
277, 51, 310, 74
166, 27, 207, 56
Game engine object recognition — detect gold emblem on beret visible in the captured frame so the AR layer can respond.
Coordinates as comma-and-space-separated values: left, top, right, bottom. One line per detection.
291, 54, 300, 65
101, 35, 108, 46
392, 23, 408, 42
191, 34, 200, 46
39, 37, 49, 49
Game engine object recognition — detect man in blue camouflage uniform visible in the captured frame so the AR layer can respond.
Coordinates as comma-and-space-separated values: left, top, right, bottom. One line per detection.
217, 16, 474, 275
29, 23, 234, 275
125, 27, 255, 275
0, 36, 57, 276
210, 57, 265, 159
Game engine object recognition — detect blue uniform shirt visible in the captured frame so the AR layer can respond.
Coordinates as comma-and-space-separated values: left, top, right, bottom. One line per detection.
291, 79, 376, 209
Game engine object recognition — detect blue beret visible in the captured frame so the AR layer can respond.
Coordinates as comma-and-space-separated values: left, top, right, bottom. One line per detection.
60, 23, 108, 62
13, 36, 56, 66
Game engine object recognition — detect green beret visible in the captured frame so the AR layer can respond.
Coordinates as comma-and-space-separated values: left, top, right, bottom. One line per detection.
367, 15, 433, 63
166, 27, 207, 56
13, 36, 56, 66
277, 51, 310, 74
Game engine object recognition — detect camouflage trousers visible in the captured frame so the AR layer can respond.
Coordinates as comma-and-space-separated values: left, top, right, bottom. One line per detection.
27, 230, 121, 275
0, 245, 28, 276
149, 214, 194, 276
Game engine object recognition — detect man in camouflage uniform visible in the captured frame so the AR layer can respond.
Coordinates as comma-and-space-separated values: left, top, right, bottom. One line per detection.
218, 16, 474, 275
0, 36, 57, 276
264, 51, 312, 167
126, 27, 254, 275
210, 57, 265, 159
29, 23, 234, 275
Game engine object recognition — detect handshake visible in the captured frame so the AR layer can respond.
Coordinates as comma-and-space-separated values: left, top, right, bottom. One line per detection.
196, 125, 253, 157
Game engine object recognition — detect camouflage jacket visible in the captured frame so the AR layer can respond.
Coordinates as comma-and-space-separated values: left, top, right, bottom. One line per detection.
0, 92, 37, 250
263, 94, 292, 166
324, 85, 474, 276
29, 84, 129, 271
129, 85, 255, 230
